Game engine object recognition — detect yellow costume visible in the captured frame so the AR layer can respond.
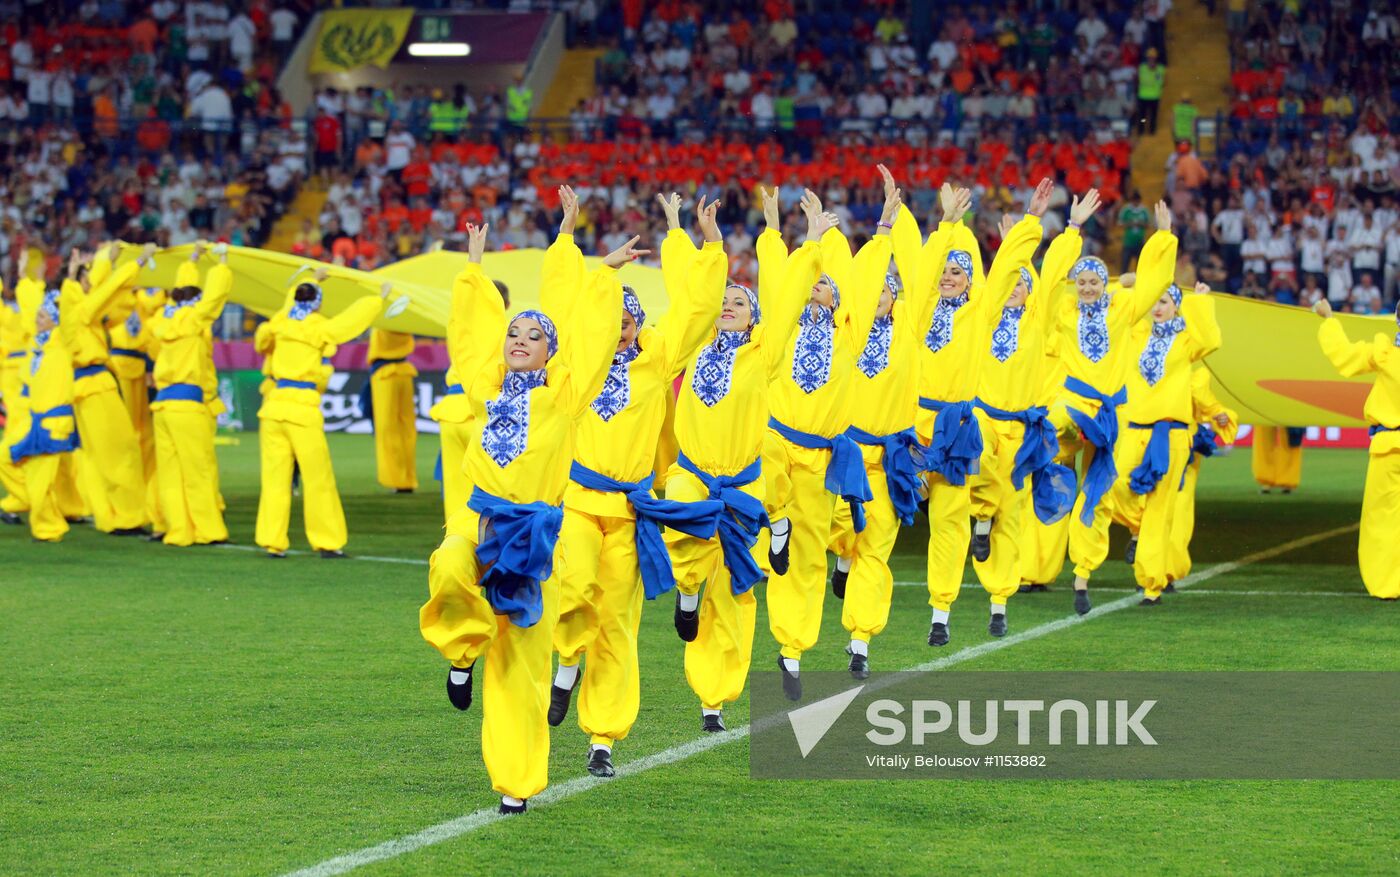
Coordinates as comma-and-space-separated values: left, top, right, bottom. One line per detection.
365, 328, 419, 491
549, 229, 724, 754
254, 287, 385, 555
1103, 287, 1220, 600
60, 255, 148, 533
1051, 231, 1179, 584
763, 228, 890, 665
828, 222, 924, 656
108, 287, 167, 533
664, 236, 820, 716
419, 260, 621, 804
1251, 425, 1303, 492
149, 260, 231, 546
1164, 368, 1238, 582
10, 289, 80, 541
1317, 313, 1400, 599
1018, 335, 1075, 586
967, 226, 1082, 624
0, 279, 37, 516
909, 212, 1043, 635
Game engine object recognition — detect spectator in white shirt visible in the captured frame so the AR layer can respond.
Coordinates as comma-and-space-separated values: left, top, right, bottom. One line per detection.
855, 84, 888, 119
1351, 273, 1382, 314
229, 12, 257, 71
1211, 194, 1245, 277
26, 66, 51, 122
270, 5, 299, 57
1240, 223, 1268, 277
722, 68, 751, 96
1299, 225, 1326, 281
1298, 275, 1325, 309
750, 86, 774, 124
383, 122, 415, 172
1348, 213, 1383, 275
1266, 232, 1296, 282
1075, 10, 1109, 48
1326, 233, 1354, 303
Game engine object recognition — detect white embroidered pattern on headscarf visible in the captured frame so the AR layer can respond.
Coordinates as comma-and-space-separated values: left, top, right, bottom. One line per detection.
1393, 303, 1399, 348
691, 329, 750, 407
1139, 316, 1186, 386
591, 342, 641, 421
163, 292, 202, 319
481, 369, 549, 467
124, 308, 142, 338
31, 289, 61, 375
289, 285, 323, 321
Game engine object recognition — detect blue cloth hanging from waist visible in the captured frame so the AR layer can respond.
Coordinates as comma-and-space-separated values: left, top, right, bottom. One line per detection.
1063, 376, 1128, 525
1369, 424, 1399, 437
768, 416, 873, 533
276, 379, 318, 391
10, 404, 79, 462
74, 364, 108, 379
918, 397, 983, 487
445, 383, 464, 396
974, 399, 1077, 525
5, 350, 24, 360
467, 486, 565, 628
1182, 423, 1219, 489
110, 347, 154, 371
154, 383, 204, 403
358, 357, 409, 422
845, 425, 925, 527
569, 461, 724, 600
675, 452, 769, 594
1127, 420, 1189, 495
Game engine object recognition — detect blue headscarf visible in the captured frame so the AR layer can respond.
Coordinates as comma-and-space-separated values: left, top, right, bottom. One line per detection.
31, 289, 61, 375
289, 285, 322, 321
163, 291, 202, 319
885, 272, 902, 298
1394, 302, 1400, 348
621, 285, 646, 329
727, 283, 760, 326
1069, 256, 1109, 284
510, 309, 559, 358
1167, 283, 1183, 307
1019, 267, 1033, 295
946, 249, 973, 277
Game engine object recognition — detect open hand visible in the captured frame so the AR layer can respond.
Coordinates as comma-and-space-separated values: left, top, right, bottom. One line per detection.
1027, 177, 1054, 218
1070, 189, 1102, 227
696, 196, 722, 244
558, 185, 579, 235
657, 192, 682, 231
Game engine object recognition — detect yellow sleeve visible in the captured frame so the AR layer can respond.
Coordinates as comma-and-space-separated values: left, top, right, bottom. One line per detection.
979, 215, 1043, 319
914, 221, 957, 332
193, 264, 232, 325
660, 227, 699, 306
1317, 318, 1377, 377
1180, 293, 1221, 361
890, 204, 923, 295
323, 294, 386, 345
16, 277, 44, 325
1126, 230, 1180, 321
562, 265, 624, 415
453, 263, 509, 384
756, 227, 789, 317
88, 252, 113, 289
254, 320, 276, 356
818, 226, 853, 292
762, 240, 822, 376
76, 260, 141, 326
1030, 227, 1082, 331
175, 259, 201, 290
658, 238, 726, 379
540, 233, 587, 329
845, 233, 893, 350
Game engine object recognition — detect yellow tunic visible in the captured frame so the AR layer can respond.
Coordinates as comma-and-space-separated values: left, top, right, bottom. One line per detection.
150, 264, 232, 405
256, 296, 384, 426
1120, 295, 1222, 425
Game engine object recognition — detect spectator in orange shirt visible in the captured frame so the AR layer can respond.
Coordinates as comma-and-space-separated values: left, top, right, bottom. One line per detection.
129, 14, 158, 55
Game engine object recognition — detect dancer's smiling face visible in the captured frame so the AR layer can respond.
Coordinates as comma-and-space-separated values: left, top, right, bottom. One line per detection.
716, 287, 753, 332
505, 317, 550, 371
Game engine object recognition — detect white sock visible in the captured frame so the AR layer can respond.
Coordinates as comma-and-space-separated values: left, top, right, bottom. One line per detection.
702, 708, 722, 717
448, 668, 471, 685
1074, 574, 1089, 591
849, 639, 868, 656
502, 795, 525, 807
771, 518, 790, 552
590, 743, 611, 755
990, 603, 1006, 616
836, 556, 852, 573
782, 657, 799, 674
931, 608, 950, 625
973, 519, 992, 536
678, 591, 699, 612
554, 664, 579, 690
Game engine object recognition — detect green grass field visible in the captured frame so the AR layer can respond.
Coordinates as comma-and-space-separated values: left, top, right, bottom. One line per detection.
3, 435, 1398, 876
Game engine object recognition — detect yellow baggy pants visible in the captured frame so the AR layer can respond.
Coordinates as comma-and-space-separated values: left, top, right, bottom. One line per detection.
21, 451, 72, 541
828, 444, 899, 642
763, 433, 838, 661
664, 467, 760, 711
438, 420, 473, 523
1106, 427, 1190, 598
0, 365, 30, 513
255, 417, 348, 553
1019, 435, 1076, 585
420, 506, 560, 800
154, 405, 226, 546
969, 417, 1026, 606
73, 382, 147, 531
553, 509, 643, 747
115, 371, 165, 532
1165, 460, 1201, 583
372, 371, 418, 491
1251, 425, 1302, 490
1358, 449, 1400, 599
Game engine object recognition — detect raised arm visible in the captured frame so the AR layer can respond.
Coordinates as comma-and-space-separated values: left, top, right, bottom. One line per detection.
843, 178, 901, 347
1031, 189, 1099, 331
762, 211, 825, 376
323, 283, 388, 344
447, 223, 497, 372
756, 184, 790, 320
658, 196, 727, 378
981, 178, 1051, 318
193, 254, 233, 326
540, 185, 587, 326
79, 243, 154, 325
562, 243, 634, 415
1313, 300, 1378, 377
1180, 282, 1221, 361
1127, 201, 1181, 321
914, 184, 972, 330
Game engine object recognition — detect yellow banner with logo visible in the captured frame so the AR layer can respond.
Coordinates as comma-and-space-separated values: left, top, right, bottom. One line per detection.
308, 8, 416, 74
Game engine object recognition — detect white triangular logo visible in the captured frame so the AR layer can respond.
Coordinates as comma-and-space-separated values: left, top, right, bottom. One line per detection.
788, 685, 865, 758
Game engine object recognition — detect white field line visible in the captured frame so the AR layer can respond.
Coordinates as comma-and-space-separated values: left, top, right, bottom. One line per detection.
892, 582, 1368, 597
277, 521, 1358, 877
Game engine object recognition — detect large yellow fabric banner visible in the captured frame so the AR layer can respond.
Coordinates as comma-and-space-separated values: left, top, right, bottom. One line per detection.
307, 8, 416, 75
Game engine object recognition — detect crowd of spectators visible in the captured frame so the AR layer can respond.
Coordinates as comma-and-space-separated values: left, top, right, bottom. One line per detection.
1161, 0, 1400, 312
0, 1, 313, 278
